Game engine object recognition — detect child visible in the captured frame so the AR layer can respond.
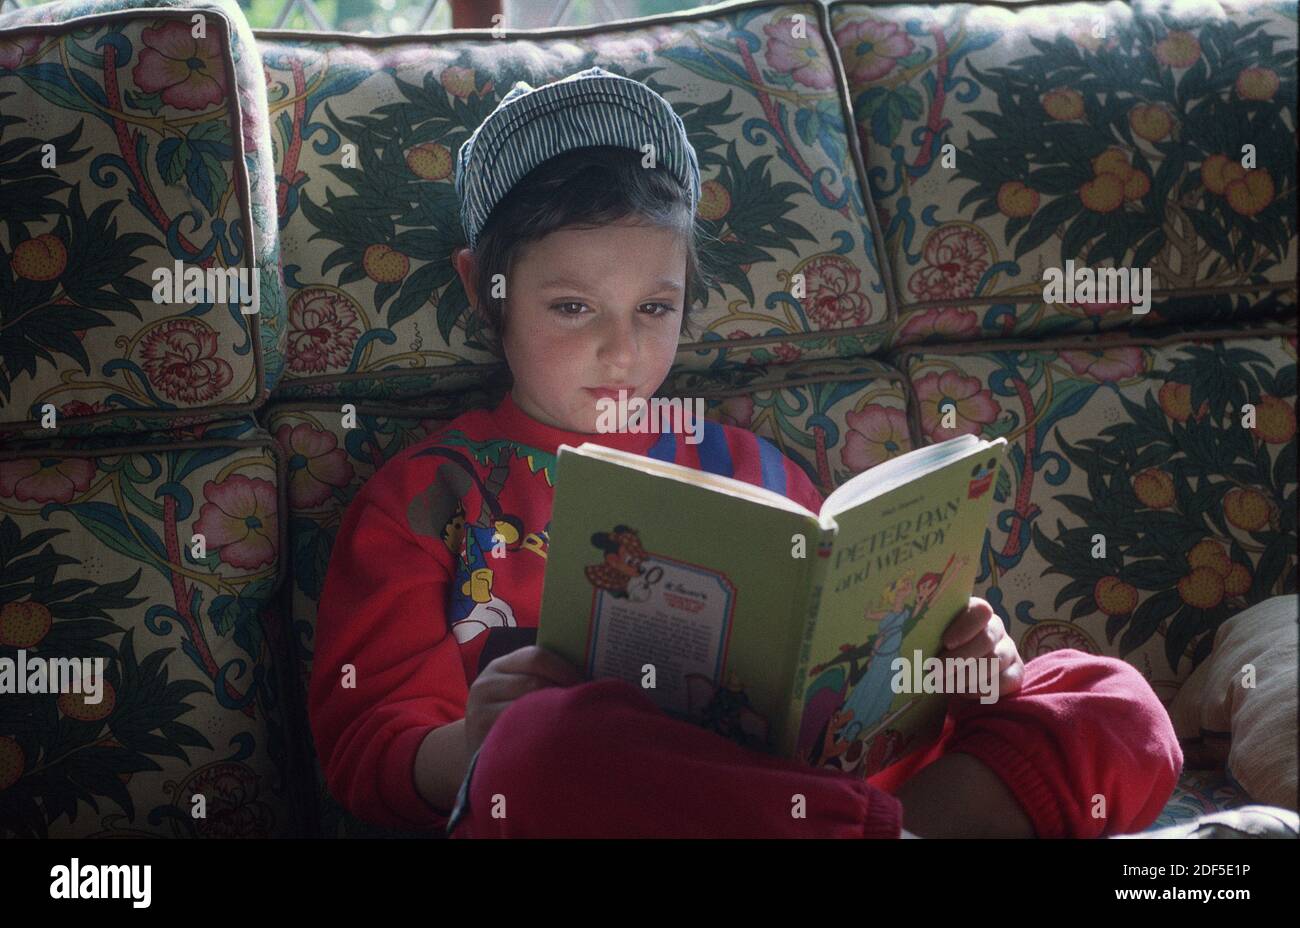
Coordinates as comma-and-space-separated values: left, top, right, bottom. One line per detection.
308, 67, 1182, 839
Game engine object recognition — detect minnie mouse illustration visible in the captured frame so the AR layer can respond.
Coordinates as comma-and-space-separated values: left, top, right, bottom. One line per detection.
585, 525, 662, 601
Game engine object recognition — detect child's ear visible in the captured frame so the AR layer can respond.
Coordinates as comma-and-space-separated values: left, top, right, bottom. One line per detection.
452, 247, 479, 309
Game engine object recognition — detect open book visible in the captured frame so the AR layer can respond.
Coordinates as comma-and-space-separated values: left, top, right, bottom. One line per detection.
537, 433, 1007, 779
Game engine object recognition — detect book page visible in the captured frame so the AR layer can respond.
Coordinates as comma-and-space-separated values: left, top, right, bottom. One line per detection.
821, 434, 984, 518
586, 554, 734, 716
569, 443, 814, 517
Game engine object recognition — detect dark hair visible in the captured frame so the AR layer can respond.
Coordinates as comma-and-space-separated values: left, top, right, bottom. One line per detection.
466, 145, 713, 360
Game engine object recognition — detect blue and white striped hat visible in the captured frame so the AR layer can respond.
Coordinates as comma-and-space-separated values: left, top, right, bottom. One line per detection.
454, 66, 701, 251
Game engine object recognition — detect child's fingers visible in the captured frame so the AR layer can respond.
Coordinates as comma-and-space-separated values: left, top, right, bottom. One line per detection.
997, 637, 1025, 697
940, 612, 1004, 662
485, 644, 582, 686
940, 598, 995, 652
948, 634, 1023, 701
474, 671, 558, 709
518, 645, 586, 686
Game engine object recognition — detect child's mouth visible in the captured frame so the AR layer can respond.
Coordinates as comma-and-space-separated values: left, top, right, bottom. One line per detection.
586, 387, 634, 401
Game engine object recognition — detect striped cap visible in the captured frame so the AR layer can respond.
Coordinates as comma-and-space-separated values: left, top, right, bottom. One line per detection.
454, 66, 701, 251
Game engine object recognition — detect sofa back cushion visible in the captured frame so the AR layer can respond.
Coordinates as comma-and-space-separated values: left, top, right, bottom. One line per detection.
829, 0, 1297, 346
0, 0, 288, 442
891, 325, 1297, 697
257, 0, 895, 402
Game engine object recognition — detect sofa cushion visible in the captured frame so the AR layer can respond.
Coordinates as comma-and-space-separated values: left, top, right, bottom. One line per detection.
0, 0, 287, 441
256, 0, 893, 401
891, 325, 1297, 700
829, 0, 1297, 345
0, 416, 296, 836
1170, 594, 1297, 810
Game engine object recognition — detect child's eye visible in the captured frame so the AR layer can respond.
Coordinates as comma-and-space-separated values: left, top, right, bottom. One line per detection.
550, 303, 678, 318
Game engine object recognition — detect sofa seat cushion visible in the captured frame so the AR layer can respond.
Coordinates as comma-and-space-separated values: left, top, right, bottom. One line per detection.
1146, 767, 1255, 830
0, 415, 296, 836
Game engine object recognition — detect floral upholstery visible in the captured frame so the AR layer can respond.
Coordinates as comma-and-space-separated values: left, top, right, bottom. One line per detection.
256, 0, 892, 401
1145, 766, 1254, 829
829, 0, 1297, 344
0, 0, 296, 837
0, 416, 295, 836
0, 0, 287, 443
891, 326, 1297, 699
2, 0, 1295, 837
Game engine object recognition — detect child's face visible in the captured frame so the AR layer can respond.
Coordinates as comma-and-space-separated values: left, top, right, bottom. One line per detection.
478, 218, 687, 433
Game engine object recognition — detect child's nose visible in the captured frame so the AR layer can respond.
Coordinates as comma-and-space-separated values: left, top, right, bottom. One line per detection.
595, 312, 639, 368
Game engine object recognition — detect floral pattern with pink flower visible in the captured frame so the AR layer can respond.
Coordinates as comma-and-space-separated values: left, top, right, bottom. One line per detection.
914, 370, 1001, 441
287, 288, 363, 374
834, 19, 915, 84
137, 318, 235, 404
907, 225, 991, 302
1059, 347, 1147, 382
763, 22, 834, 89
772, 343, 803, 364
59, 400, 113, 417
0, 457, 96, 503
277, 422, 354, 509
132, 20, 226, 111
800, 254, 872, 328
1068, 300, 1132, 317
842, 404, 911, 471
177, 762, 273, 838
193, 474, 277, 570
897, 306, 980, 343
0, 34, 41, 70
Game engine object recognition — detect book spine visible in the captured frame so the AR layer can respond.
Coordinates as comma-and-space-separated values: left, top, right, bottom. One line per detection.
777, 523, 836, 759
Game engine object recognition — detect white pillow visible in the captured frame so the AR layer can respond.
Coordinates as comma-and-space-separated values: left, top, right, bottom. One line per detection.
1170, 595, 1297, 811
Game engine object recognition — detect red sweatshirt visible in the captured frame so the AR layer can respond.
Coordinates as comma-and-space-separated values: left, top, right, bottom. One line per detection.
308, 390, 825, 831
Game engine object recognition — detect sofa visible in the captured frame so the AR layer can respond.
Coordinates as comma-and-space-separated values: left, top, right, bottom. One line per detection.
0, 0, 1293, 838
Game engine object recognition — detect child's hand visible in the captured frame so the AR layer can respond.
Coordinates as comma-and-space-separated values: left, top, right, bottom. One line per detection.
937, 597, 1024, 700
465, 645, 585, 756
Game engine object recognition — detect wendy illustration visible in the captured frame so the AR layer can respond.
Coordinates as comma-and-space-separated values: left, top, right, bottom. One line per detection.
797, 553, 967, 770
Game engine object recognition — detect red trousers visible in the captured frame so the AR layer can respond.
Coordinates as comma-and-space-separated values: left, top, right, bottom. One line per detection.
449, 649, 1183, 838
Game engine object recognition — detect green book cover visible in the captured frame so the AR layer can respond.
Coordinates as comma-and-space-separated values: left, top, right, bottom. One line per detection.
537, 434, 1007, 779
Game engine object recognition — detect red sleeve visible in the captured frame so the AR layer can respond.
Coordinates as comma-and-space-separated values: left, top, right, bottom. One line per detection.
307, 450, 468, 832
